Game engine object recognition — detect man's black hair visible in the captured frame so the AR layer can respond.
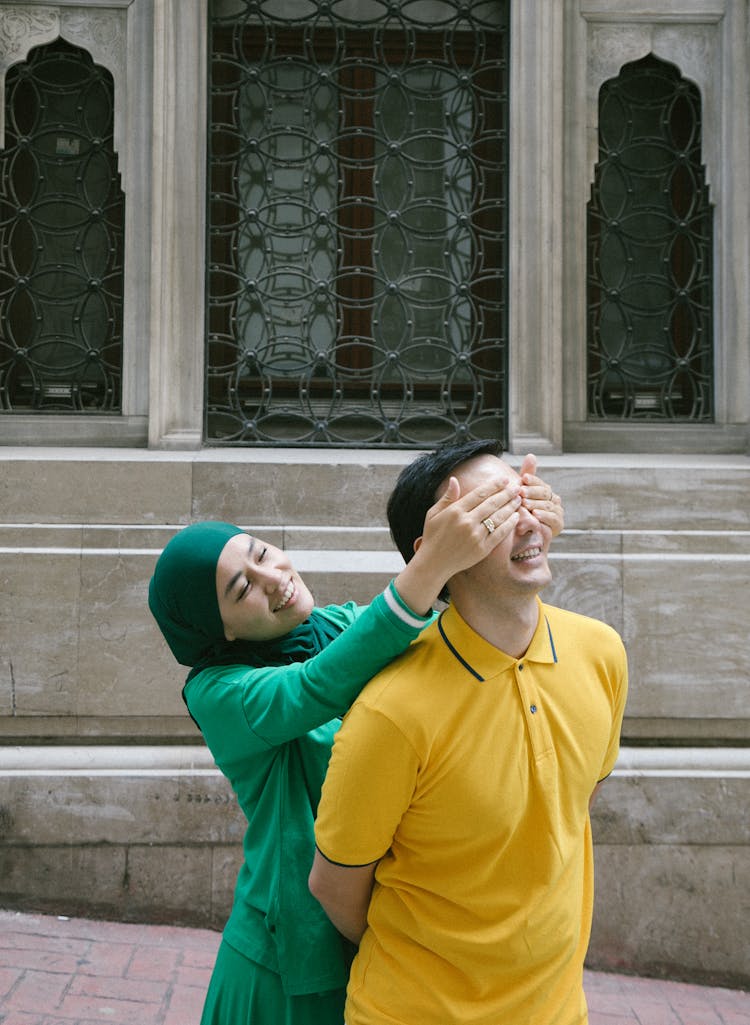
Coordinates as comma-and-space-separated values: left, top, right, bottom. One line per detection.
387, 439, 502, 587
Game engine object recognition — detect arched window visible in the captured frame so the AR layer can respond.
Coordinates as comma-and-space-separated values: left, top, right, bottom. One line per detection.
207, 0, 509, 447
0, 38, 125, 413
587, 54, 713, 421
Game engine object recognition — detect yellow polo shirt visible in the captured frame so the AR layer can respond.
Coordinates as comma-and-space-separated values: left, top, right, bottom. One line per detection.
314, 599, 628, 1025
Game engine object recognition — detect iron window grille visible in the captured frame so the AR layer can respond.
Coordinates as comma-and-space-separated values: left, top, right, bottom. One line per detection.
587, 53, 714, 421
0, 38, 124, 414
207, 0, 509, 447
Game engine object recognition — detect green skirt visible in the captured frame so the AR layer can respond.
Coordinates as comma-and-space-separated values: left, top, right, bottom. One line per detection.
200, 939, 346, 1025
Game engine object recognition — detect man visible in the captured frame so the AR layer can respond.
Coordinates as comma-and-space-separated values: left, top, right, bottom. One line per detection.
309, 439, 628, 1025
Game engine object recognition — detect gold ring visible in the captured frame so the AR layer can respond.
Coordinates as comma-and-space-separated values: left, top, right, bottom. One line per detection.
482, 517, 496, 534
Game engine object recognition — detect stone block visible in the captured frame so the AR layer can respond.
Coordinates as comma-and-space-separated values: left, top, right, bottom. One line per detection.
622, 557, 750, 720
592, 769, 750, 846
586, 753, 750, 985
300, 569, 394, 608
0, 752, 241, 846
0, 845, 128, 912
192, 458, 404, 527
77, 552, 186, 718
589, 844, 749, 986
0, 551, 81, 716
544, 555, 624, 635
538, 459, 750, 533
124, 845, 215, 922
284, 525, 393, 551
0, 455, 193, 525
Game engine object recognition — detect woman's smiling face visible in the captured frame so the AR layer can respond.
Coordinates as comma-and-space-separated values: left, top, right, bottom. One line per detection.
215, 533, 314, 642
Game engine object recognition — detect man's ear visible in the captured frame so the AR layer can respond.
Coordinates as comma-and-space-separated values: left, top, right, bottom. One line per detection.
413, 536, 423, 554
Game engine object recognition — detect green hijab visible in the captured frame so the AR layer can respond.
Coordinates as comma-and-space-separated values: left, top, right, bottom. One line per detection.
148, 521, 242, 667
148, 520, 342, 676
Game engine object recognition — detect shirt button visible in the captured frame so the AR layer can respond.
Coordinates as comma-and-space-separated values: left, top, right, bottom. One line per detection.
530, 704, 537, 714
518, 663, 524, 670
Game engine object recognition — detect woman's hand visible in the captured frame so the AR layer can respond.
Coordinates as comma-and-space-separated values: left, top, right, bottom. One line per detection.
393, 475, 522, 614
518, 453, 564, 537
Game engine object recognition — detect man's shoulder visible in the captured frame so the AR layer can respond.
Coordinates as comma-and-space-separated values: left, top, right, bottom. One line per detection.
355, 619, 451, 702
541, 602, 625, 649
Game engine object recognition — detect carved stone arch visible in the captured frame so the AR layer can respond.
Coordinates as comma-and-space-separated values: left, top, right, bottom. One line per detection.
0, 8, 59, 145
59, 9, 128, 171
586, 22, 719, 196
0, 5, 127, 188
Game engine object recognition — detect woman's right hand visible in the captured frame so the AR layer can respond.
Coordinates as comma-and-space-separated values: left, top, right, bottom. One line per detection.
393, 474, 522, 614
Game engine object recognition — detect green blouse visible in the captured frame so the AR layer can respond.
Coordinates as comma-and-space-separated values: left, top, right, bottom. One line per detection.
183, 583, 433, 997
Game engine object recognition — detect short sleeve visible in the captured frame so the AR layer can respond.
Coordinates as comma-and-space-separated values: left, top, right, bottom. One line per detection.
598, 641, 629, 781
315, 701, 420, 866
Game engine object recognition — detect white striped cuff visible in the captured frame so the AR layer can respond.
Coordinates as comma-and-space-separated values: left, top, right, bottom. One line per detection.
382, 580, 433, 630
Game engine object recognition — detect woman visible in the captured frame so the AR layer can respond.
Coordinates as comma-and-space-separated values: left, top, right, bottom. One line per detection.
148, 457, 563, 1025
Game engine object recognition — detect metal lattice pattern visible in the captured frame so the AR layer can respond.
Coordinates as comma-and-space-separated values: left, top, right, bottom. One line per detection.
587, 54, 713, 421
207, 0, 508, 447
0, 39, 124, 413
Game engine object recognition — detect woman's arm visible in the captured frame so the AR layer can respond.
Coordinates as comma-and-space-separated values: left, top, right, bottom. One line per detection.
185, 584, 433, 749
190, 464, 563, 747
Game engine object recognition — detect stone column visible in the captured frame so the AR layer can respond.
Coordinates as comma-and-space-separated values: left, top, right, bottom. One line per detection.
506, 0, 566, 455
149, 0, 207, 448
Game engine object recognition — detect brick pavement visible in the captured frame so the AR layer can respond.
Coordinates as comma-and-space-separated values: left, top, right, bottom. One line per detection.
0, 910, 747, 1025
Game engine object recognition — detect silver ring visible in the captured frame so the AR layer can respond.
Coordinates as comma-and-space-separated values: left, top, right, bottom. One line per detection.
482, 517, 496, 534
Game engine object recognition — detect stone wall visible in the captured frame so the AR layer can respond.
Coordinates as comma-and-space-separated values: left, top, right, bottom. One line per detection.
0, 448, 748, 986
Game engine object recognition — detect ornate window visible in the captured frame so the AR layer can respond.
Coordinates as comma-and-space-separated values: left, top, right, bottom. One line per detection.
207, 0, 509, 447
587, 54, 713, 421
0, 38, 125, 414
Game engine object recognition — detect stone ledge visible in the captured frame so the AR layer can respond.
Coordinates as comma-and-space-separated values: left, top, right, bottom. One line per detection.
2, 743, 748, 774
0, 745, 747, 983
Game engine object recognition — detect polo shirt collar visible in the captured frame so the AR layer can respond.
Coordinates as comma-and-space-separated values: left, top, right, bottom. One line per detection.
437, 597, 557, 683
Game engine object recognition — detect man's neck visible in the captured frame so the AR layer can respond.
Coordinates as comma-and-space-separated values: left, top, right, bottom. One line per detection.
452, 592, 540, 660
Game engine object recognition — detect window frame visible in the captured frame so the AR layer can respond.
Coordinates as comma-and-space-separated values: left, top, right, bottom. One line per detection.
560, 0, 748, 454
0, 0, 152, 447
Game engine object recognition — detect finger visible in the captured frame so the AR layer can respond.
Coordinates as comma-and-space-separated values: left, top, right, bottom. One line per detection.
482, 509, 520, 547
435, 475, 460, 506
520, 477, 555, 502
519, 452, 537, 478
456, 476, 514, 514
475, 489, 523, 528
532, 505, 564, 537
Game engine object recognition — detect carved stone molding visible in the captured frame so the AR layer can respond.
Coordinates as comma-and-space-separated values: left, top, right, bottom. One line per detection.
61, 9, 126, 79
586, 21, 719, 189
0, 7, 58, 72
0, 5, 127, 153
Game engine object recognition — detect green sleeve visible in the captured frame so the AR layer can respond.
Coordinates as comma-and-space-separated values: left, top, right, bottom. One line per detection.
185, 584, 434, 752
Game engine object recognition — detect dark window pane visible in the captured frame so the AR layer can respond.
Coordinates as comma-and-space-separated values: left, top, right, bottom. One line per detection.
0, 39, 124, 413
206, 1, 509, 447
587, 54, 713, 421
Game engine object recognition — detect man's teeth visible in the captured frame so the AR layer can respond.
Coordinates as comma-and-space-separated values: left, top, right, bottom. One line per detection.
512, 547, 541, 562
274, 580, 295, 612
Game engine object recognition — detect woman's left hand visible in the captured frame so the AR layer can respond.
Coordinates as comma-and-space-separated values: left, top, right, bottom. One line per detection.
518, 453, 564, 537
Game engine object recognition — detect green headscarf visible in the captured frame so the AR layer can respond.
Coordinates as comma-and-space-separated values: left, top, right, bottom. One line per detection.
148, 520, 343, 676
148, 521, 243, 667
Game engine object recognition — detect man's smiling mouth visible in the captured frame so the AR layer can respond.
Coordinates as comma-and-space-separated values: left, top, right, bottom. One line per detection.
511, 546, 542, 562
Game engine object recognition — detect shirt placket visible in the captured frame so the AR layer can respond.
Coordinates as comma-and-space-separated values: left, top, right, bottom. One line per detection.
513, 660, 554, 764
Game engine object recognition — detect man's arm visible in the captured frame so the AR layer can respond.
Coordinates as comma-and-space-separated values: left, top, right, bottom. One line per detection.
309, 849, 379, 945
